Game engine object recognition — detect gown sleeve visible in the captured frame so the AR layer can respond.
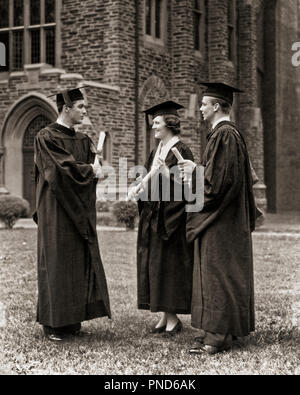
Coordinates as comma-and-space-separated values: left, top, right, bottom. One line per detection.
137, 150, 155, 216
161, 144, 194, 240
186, 129, 246, 242
34, 129, 95, 240
201, 129, 244, 212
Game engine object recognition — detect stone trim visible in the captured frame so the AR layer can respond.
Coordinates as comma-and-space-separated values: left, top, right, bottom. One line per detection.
60, 73, 84, 81
82, 80, 120, 93
40, 68, 66, 75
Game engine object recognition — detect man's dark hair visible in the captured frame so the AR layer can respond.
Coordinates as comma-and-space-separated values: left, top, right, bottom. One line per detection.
210, 98, 232, 115
163, 115, 181, 135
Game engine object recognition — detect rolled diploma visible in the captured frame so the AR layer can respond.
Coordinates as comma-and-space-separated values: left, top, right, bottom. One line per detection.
135, 165, 160, 194
94, 132, 106, 166
171, 147, 184, 162
171, 147, 188, 181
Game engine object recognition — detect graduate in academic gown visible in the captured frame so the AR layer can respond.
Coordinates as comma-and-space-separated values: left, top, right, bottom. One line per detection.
133, 101, 194, 336
34, 88, 111, 342
179, 83, 257, 354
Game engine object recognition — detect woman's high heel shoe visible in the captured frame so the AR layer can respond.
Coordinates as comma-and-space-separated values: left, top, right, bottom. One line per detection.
150, 325, 166, 334
164, 320, 182, 337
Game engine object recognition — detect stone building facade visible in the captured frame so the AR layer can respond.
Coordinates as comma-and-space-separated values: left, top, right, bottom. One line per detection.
0, 0, 299, 213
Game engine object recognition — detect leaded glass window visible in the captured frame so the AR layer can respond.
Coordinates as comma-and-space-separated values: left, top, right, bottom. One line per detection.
0, 0, 59, 72
30, 0, 41, 25
228, 0, 237, 62
193, 0, 206, 56
0, 0, 9, 28
14, 0, 24, 26
145, 0, 166, 43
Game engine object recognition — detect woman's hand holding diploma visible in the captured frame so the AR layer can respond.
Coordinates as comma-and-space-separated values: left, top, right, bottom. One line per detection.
127, 160, 164, 201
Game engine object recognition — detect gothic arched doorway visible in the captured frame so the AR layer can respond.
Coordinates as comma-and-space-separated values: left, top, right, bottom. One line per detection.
0, 93, 57, 205
23, 115, 52, 213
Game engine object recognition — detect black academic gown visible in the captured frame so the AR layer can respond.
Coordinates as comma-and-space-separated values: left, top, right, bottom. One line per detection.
34, 123, 111, 328
137, 141, 194, 314
186, 121, 256, 337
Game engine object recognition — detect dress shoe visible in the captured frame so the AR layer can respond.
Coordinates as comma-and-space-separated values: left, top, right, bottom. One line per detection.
193, 336, 205, 343
73, 330, 93, 338
190, 336, 205, 349
150, 325, 166, 334
189, 344, 221, 355
189, 337, 232, 355
47, 333, 64, 342
164, 320, 183, 337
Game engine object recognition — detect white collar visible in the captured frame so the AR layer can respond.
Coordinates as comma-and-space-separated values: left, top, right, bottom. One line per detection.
151, 136, 180, 170
160, 136, 180, 160
56, 118, 73, 130
212, 116, 231, 130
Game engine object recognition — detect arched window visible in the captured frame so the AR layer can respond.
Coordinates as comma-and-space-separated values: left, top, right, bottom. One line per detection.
0, 0, 61, 72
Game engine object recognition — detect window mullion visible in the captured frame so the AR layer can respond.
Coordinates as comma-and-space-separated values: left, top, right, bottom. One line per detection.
41, 0, 45, 62
9, 0, 13, 27
151, 0, 155, 38
24, 0, 30, 64
9, 30, 13, 70
9, 0, 13, 69
55, 0, 61, 67
41, 0, 45, 24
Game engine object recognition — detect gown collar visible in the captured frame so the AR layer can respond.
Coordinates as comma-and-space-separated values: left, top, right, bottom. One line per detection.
207, 120, 237, 141
51, 122, 76, 136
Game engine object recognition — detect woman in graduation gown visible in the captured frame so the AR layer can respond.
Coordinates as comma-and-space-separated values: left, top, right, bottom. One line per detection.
134, 101, 194, 336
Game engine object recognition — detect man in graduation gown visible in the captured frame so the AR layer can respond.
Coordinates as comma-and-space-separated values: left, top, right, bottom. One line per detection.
33, 88, 111, 342
179, 83, 257, 354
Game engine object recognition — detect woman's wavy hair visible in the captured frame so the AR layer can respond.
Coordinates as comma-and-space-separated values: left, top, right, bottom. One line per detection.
163, 114, 181, 135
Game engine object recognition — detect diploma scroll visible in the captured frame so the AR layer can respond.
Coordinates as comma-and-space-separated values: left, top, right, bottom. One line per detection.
94, 132, 106, 167
135, 165, 160, 194
171, 147, 188, 182
127, 159, 163, 201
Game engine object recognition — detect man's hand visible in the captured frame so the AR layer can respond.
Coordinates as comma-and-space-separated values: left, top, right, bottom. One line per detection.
95, 150, 103, 164
178, 160, 197, 179
91, 163, 103, 179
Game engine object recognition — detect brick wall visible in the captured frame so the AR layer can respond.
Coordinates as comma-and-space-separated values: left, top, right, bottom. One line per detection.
0, 0, 299, 210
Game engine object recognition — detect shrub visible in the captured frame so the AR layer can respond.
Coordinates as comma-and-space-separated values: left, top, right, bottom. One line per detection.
96, 200, 111, 213
0, 194, 30, 229
112, 201, 138, 230
96, 212, 118, 227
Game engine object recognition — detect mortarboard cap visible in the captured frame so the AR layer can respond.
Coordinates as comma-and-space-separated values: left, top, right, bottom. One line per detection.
200, 82, 243, 105
48, 87, 86, 108
144, 100, 184, 118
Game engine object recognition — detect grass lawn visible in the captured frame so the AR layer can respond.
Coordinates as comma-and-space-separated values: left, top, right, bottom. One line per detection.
0, 229, 299, 375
